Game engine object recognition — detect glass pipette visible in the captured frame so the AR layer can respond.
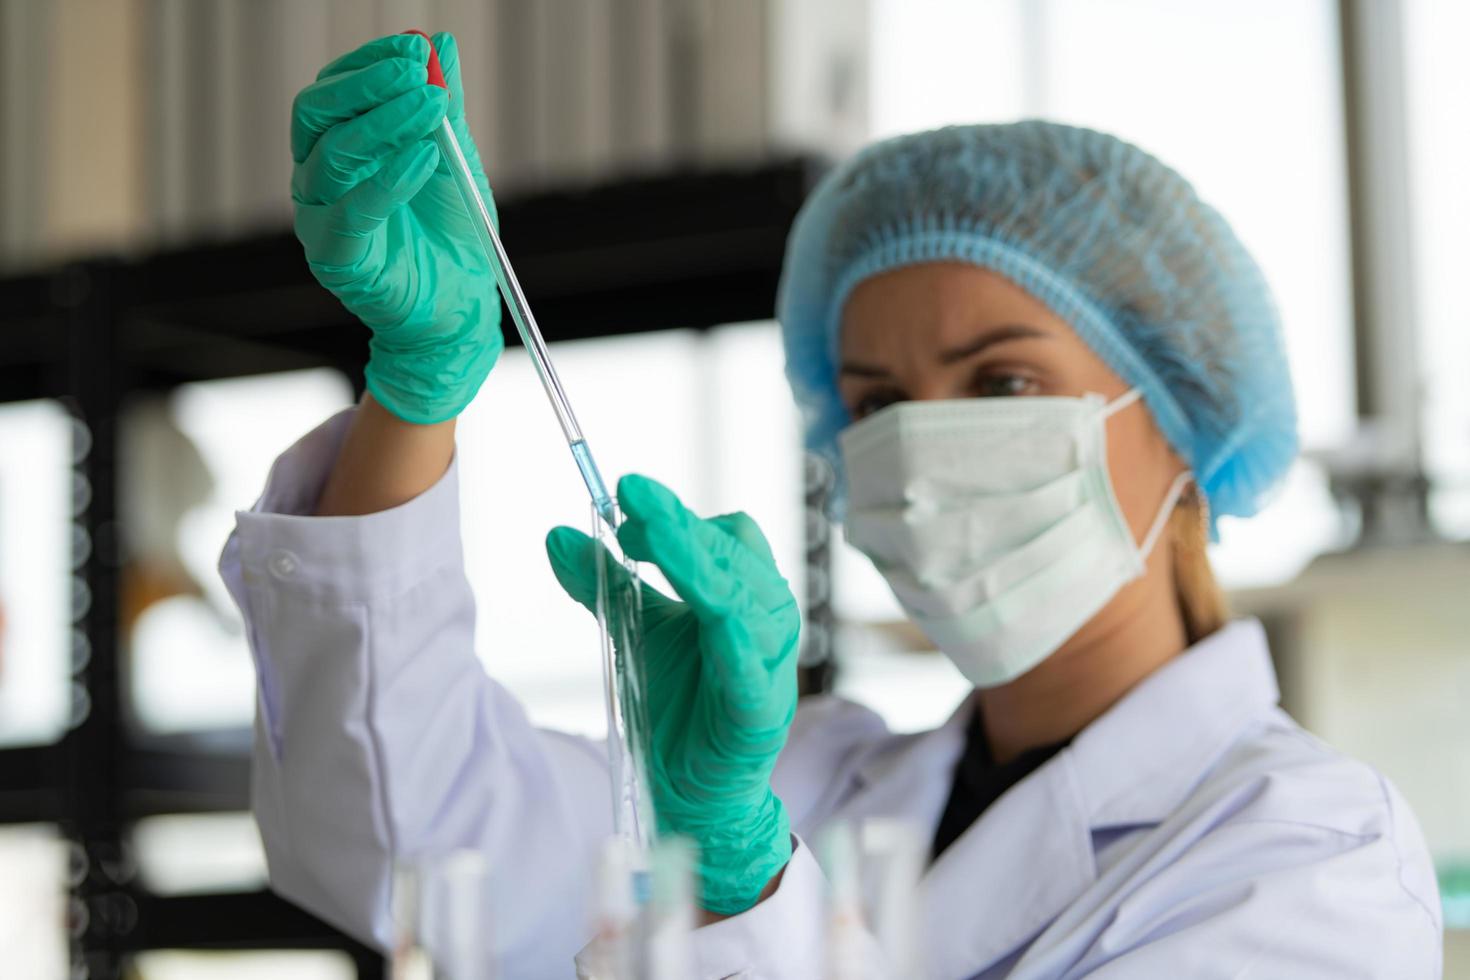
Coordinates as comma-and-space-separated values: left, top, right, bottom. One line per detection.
405, 30, 616, 525
407, 33, 655, 919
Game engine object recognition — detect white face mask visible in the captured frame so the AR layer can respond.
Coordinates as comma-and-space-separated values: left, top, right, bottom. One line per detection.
839, 389, 1192, 689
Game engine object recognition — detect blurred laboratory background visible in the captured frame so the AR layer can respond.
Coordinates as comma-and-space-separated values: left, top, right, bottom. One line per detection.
0, 0, 1467, 977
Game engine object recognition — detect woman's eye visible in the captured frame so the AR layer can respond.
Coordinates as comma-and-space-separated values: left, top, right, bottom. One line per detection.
853, 389, 903, 419
974, 371, 1037, 397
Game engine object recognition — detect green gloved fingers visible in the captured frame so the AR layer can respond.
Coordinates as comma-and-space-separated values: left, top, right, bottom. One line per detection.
290, 54, 428, 163
544, 524, 696, 656
290, 32, 502, 426
615, 476, 799, 735
315, 33, 427, 82
294, 140, 438, 259
545, 475, 800, 915
292, 86, 447, 206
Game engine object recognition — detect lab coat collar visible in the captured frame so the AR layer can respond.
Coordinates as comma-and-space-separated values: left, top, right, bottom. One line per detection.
842, 692, 1088, 979
855, 619, 1279, 979
1070, 617, 1279, 828
917, 718, 1094, 978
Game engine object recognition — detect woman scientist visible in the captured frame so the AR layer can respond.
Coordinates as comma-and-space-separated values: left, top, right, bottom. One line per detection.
221, 32, 1442, 978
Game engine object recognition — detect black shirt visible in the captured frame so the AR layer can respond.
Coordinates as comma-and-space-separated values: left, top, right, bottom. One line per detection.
931, 706, 1071, 862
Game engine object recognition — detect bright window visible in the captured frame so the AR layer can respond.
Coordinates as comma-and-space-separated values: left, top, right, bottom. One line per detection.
0, 825, 67, 976
131, 951, 354, 980
132, 812, 268, 896
137, 369, 354, 734
0, 400, 73, 747
1404, 0, 1470, 538
458, 323, 803, 736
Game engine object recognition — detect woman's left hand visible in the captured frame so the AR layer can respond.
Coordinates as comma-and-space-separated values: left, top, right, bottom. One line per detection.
546, 474, 800, 915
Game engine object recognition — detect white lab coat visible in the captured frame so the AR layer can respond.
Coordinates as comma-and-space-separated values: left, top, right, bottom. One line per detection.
219, 411, 1443, 979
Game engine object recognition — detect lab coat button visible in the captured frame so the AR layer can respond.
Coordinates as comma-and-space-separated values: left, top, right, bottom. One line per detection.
268, 550, 300, 579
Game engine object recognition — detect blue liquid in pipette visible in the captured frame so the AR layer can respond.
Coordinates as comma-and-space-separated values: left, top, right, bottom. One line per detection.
632, 869, 652, 905
572, 439, 616, 524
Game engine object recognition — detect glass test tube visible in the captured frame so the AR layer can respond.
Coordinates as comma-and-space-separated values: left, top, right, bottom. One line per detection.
860, 819, 925, 979
392, 852, 496, 980
641, 836, 698, 980
591, 838, 641, 980
818, 819, 927, 979
819, 822, 870, 980
593, 502, 655, 857
391, 862, 434, 980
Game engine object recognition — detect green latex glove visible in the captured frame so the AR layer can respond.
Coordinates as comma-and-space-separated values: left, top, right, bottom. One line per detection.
290, 32, 502, 424
546, 475, 801, 915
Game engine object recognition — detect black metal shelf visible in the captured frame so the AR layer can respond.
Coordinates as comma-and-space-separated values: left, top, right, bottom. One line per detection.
0, 158, 824, 979
130, 890, 379, 965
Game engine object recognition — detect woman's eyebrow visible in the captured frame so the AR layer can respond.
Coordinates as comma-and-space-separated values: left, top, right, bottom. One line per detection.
839, 323, 1049, 377
938, 324, 1048, 364
838, 360, 893, 378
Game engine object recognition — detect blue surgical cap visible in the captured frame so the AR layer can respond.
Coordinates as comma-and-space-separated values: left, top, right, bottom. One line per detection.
778, 121, 1298, 526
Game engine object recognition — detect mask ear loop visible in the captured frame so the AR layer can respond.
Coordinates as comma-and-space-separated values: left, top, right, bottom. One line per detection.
1102, 388, 1191, 560
1139, 470, 1195, 561
1101, 388, 1144, 419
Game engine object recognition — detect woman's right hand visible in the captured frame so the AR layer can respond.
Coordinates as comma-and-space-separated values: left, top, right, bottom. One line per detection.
291, 32, 502, 425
